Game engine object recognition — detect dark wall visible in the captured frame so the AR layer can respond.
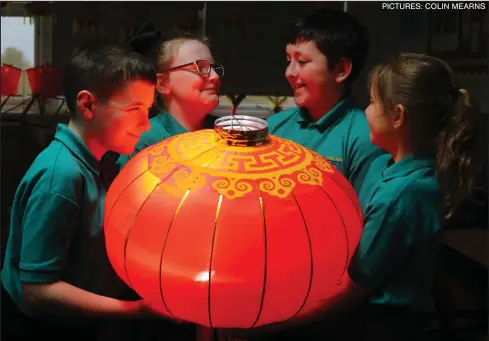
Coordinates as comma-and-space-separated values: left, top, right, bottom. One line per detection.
205, 2, 343, 96
51, 2, 204, 69
1, 118, 62, 265
50, 2, 343, 96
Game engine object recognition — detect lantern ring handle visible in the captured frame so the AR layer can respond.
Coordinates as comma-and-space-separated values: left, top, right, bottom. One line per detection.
214, 115, 269, 147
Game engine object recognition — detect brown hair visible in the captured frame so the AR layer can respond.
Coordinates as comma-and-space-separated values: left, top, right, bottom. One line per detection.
147, 31, 209, 114
368, 52, 483, 216
152, 31, 210, 72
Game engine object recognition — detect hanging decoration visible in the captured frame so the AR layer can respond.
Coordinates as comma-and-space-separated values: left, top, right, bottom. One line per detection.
226, 94, 247, 115
25, 64, 62, 99
1, 64, 22, 96
267, 96, 289, 113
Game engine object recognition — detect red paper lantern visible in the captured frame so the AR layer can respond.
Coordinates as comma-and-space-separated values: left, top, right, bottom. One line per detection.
26, 64, 62, 98
1, 64, 22, 96
105, 116, 363, 328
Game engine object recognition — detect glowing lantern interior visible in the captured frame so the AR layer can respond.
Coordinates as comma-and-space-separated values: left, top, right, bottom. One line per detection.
104, 115, 363, 328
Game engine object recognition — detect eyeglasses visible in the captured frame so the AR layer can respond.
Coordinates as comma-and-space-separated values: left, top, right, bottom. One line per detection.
166, 60, 224, 77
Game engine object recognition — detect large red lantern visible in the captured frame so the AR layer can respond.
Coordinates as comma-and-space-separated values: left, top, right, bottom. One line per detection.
105, 116, 363, 328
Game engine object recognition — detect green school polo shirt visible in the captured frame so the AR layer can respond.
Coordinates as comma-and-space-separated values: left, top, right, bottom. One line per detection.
348, 154, 443, 310
116, 112, 217, 170
1, 124, 127, 319
267, 99, 385, 206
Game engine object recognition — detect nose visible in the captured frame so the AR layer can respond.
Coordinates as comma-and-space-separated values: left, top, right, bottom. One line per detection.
208, 67, 220, 82
139, 112, 151, 132
285, 62, 297, 79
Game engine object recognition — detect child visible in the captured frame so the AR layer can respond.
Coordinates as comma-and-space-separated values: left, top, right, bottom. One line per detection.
344, 52, 483, 340
117, 31, 223, 170
267, 8, 385, 207
235, 52, 482, 341
1, 41, 158, 340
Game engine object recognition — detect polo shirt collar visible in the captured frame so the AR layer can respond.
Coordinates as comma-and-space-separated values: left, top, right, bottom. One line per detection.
298, 98, 354, 131
54, 124, 100, 175
155, 111, 188, 136
382, 154, 436, 181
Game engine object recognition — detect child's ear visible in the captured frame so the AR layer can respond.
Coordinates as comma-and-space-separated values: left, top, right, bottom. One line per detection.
392, 104, 406, 129
156, 73, 170, 95
77, 91, 95, 120
333, 58, 353, 85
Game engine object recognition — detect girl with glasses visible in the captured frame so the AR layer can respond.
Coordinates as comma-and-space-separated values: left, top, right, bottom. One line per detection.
117, 31, 224, 169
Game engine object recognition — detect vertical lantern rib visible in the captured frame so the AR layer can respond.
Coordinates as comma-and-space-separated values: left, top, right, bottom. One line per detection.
158, 188, 191, 318
319, 187, 350, 282
123, 183, 162, 288
160, 145, 220, 327
207, 147, 238, 327
105, 168, 152, 232
208, 194, 223, 328
154, 143, 220, 317
123, 165, 184, 288
326, 175, 363, 223
250, 195, 268, 328
290, 193, 314, 319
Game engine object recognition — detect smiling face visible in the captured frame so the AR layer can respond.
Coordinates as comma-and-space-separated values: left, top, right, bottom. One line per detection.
159, 40, 221, 117
85, 80, 155, 155
285, 40, 338, 115
364, 84, 406, 155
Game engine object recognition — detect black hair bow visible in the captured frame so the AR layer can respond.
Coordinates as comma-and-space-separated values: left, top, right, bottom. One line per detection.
128, 21, 161, 56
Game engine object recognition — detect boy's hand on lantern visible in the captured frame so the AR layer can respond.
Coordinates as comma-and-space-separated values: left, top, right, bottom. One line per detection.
135, 300, 184, 324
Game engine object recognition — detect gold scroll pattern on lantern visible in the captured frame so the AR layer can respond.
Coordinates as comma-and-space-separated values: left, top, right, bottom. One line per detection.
145, 130, 334, 200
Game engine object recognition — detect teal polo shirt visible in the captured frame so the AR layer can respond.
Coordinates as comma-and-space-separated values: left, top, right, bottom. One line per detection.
117, 111, 219, 170
267, 99, 385, 206
1, 124, 127, 319
348, 154, 443, 310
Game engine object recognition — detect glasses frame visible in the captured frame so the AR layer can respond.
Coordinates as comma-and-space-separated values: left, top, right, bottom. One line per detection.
166, 60, 224, 77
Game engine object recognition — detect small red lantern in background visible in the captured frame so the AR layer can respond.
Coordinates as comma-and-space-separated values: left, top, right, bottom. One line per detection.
1, 64, 22, 96
26, 63, 62, 99
104, 116, 363, 328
